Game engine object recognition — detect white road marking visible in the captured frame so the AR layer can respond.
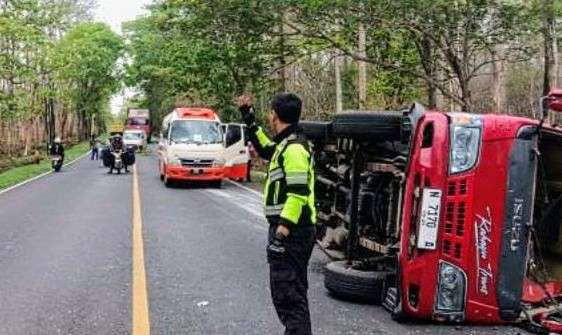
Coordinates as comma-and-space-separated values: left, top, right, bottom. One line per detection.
220, 188, 262, 206
226, 179, 262, 197
0, 150, 91, 196
204, 188, 264, 218
206, 189, 233, 199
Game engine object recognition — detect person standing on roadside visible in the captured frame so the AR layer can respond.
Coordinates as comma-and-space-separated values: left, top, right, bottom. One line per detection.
237, 93, 316, 335
90, 136, 99, 160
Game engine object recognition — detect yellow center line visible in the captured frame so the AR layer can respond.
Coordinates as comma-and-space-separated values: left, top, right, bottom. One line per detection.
132, 164, 150, 335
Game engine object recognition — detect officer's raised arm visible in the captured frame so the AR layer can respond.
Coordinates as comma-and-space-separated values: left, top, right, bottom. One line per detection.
236, 94, 276, 161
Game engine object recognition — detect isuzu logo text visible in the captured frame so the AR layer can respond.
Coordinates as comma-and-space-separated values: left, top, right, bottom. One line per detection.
475, 207, 493, 296
510, 198, 524, 251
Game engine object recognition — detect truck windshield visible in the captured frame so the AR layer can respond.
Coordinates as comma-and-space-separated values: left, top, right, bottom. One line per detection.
124, 132, 143, 140
127, 117, 148, 126
170, 120, 222, 144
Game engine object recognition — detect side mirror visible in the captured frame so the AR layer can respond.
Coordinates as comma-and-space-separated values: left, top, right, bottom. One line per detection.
548, 88, 562, 112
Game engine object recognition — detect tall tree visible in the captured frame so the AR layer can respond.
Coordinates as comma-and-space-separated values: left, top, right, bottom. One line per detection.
53, 22, 123, 139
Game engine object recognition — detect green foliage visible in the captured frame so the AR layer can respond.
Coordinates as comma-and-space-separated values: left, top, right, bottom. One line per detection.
125, 0, 546, 119
124, 0, 281, 126
53, 22, 123, 138
0, 0, 122, 156
286, 0, 540, 111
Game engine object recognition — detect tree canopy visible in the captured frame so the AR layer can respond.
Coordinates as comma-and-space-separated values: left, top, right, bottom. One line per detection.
125, 0, 555, 127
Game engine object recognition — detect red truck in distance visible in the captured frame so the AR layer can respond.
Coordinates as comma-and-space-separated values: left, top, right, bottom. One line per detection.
125, 109, 151, 142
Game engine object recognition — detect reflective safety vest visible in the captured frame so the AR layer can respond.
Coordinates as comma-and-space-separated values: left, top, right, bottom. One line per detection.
254, 127, 316, 226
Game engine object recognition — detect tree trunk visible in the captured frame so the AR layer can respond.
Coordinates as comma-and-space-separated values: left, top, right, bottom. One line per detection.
543, 0, 556, 97
420, 35, 437, 108
491, 45, 505, 114
554, 17, 559, 88
357, 23, 367, 110
334, 53, 343, 114
277, 12, 287, 92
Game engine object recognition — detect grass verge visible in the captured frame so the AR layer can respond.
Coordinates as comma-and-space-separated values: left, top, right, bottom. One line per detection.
0, 142, 90, 191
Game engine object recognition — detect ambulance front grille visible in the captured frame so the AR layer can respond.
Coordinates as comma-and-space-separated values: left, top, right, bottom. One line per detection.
181, 159, 214, 167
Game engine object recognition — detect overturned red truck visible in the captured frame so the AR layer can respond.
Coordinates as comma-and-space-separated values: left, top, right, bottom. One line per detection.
302, 89, 562, 333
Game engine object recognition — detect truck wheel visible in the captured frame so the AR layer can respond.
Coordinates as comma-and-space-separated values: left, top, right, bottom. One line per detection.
332, 111, 404, 141
300, 121, 332, 141
212, 180, 222, 188
324, 261, 391, 304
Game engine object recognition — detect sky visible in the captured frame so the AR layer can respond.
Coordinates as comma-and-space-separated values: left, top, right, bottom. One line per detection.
94, 0, 152, 114
94, 0, 151, 34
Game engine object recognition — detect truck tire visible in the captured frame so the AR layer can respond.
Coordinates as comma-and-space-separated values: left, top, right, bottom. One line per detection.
332, 111, 403, 141
324, 261, 391, 304
300, 121, 332, 141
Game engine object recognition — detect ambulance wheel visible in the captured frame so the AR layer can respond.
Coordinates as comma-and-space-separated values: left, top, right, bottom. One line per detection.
324, 261, 391, 304
163, 175, 173, 188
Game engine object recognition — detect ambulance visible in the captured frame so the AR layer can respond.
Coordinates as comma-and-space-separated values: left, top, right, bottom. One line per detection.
157, 107, 249, 187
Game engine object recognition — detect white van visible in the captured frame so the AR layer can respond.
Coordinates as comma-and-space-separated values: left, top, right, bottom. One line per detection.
123, 129, 147, 151
158, 107, 249, 187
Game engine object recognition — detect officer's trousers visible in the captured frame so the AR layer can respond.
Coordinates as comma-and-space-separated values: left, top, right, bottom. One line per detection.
268, 223, 316, 335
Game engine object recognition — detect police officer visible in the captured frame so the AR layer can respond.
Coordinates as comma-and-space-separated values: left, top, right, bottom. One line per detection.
237, 93, 316, 335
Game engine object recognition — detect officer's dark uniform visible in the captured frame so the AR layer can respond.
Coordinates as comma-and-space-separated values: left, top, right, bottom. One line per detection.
249, 122, 316, 335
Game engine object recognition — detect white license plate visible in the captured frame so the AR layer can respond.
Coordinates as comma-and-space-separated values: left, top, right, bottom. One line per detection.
417, 188, 442, 250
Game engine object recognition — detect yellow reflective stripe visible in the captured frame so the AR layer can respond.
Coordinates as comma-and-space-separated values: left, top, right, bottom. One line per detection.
256, 127, 273, 148
265, 204, 284, 216
285, 172, 308, 185
269, 168, 285, 182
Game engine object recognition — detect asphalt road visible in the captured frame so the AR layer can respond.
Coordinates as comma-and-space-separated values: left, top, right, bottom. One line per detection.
0, 152, 529, 334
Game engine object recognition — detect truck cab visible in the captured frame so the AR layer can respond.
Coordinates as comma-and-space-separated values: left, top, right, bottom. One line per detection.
125, 109, 151, 141
306, 90, 562, 333
157, 107, 249, 187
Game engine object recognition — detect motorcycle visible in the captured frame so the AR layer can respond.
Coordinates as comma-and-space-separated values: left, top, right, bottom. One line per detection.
110, 150, 124, 174
51, 155, 63, 172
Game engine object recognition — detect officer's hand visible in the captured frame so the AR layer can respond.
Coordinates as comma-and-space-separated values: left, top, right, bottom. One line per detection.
240, 106, 256, 128
235, 94, 253, 108
236, 94, 256, 128
267, 232, 286, 260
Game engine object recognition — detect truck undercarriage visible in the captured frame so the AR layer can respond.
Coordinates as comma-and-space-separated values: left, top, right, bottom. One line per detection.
301, 108, 412, 307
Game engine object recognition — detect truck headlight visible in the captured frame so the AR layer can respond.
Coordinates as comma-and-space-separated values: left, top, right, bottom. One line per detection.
436, 262, 466, 312
449, 115, 482, 174
213, 158, 226, 167
168, 157, 182, 166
